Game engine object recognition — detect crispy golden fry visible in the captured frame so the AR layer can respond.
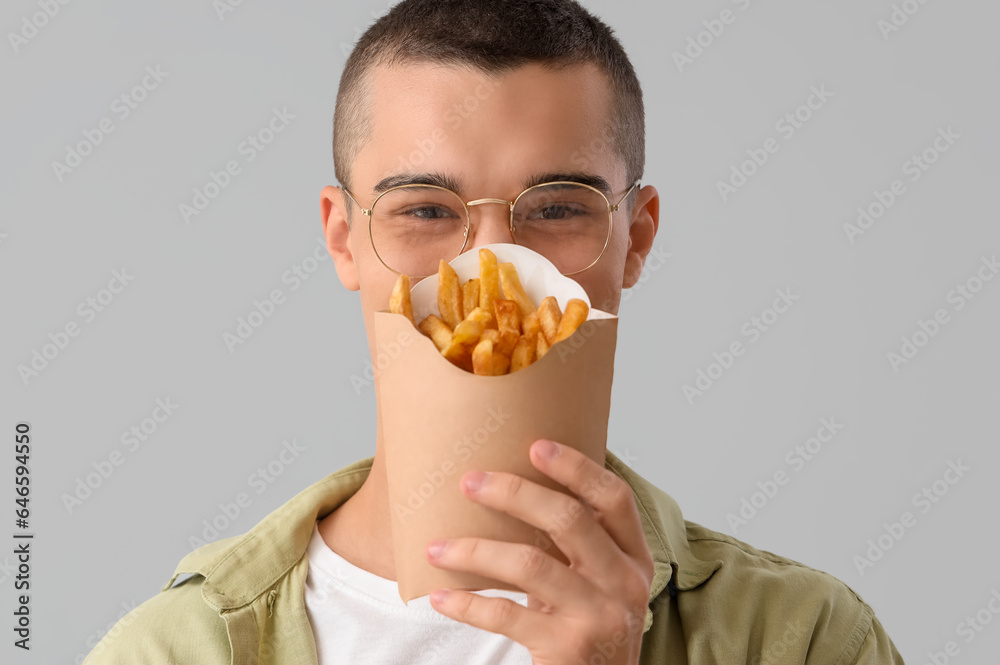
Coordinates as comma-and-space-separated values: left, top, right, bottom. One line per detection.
389, 274, 415, 325
417, 314, 452, 352
496, 330, 518, 356
481, 328, 501, 345
451, 317, 485, 347
493, 299, 521, 336
510, 332, 537, 372
461, 278, 480, 320
447, 306, 492, 349
498, 262, 535, 319
522, 311, 541, 337
555, 298, 589, 342
463, 306, 493, 328
537, 296, 562, 346
472, 338, 493, 376
478, 249, 501, 320
536, 331, 551, 358
438, 260, 463, 329
491, 346, 511, 375
442, 339, 473, 372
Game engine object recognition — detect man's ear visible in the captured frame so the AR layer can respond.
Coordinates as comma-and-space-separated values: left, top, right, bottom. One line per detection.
621, 185, 660, 289
320, 185, 360, 291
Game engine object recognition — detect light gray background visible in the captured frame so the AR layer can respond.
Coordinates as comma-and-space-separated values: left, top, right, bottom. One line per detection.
2, 0, 998, 663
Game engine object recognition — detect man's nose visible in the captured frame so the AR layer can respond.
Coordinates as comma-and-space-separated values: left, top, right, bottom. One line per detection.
465, 199, 514, 250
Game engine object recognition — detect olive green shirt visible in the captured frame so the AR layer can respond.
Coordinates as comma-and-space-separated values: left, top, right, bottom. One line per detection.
83, 451, 904, 664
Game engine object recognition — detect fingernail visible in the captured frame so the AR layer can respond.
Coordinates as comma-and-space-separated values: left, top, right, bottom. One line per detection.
427, 539, 449, 559
431, 589, 451, 603
464, 470, 489, 492
535, 439, 560, 459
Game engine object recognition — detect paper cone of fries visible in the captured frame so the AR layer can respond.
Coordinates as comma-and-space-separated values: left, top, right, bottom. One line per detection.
373, 244, 618, 603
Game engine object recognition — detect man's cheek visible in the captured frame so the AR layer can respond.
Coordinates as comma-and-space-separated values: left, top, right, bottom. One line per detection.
369, 280, 398, 312
595, 290, 619, 315
574, 275, 609, 311
365, 287, 391, 313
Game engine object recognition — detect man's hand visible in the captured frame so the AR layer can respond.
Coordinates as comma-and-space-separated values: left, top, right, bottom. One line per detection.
425, 439, 655, 665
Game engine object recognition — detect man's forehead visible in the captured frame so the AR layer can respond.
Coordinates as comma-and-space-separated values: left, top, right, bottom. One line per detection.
353, 60, 625, 195
365, 58, 612, 127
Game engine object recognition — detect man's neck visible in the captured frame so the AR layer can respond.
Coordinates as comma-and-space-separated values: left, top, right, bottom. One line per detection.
316, 451, 398, 581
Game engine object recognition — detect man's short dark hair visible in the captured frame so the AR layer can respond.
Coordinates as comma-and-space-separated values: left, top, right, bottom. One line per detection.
333, 0, 645, 200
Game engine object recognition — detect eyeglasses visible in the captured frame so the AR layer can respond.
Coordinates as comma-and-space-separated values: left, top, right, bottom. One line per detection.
341, 180, 640, 278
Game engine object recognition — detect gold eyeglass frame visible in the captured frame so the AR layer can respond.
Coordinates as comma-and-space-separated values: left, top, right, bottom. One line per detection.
341, 179, 640, 278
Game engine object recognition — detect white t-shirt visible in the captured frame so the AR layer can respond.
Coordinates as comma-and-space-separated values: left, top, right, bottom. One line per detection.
304, 522, 534, 664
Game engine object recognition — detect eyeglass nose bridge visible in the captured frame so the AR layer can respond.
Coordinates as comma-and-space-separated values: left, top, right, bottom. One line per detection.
464, 197, 516, 237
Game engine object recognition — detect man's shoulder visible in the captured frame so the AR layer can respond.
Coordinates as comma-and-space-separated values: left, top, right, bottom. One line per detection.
81, 458, 371, 664
685, 518, 859, 593
673, 520, 901, 664
82, 574, 231, 665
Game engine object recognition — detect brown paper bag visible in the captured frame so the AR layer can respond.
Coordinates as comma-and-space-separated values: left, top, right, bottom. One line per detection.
373, 244, 618, 603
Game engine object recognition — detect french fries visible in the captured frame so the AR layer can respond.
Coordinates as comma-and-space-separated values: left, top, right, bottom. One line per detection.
461, 278, 480, 320
537, 296, 562, 346
498, 262, 535, 319
417, 314, 452, 352
556, 299, 589, 343
472, 337, 493, 376
477, 249, 500, 329
536, 332, 551, 359
510, 332, 537, 372
388, 274, 415, 326
389, 250, 590, 374
437, 260, 463, 329
522, 310, 541, 337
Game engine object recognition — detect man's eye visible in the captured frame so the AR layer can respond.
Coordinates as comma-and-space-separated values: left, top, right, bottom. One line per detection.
534, 204, 585, 220
402, 205, 459, 220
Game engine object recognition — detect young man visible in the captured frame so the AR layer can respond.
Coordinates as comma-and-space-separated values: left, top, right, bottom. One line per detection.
85, 1, 904, 663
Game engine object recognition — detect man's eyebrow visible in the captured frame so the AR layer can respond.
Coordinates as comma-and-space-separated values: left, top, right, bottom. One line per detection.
524, 173, 613, 197
371, 172, 615, 198
372, 172, 462, 195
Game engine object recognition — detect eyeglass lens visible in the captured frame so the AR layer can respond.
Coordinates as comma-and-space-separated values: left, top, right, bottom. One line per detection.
369, 183, 611, 277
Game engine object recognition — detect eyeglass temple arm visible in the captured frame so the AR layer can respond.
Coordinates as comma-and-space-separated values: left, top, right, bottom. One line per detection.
611, 180, 641, 210
339, 186, 371, 215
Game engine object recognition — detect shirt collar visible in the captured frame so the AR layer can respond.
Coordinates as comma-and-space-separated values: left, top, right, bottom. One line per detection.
164, 450, 722, 624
